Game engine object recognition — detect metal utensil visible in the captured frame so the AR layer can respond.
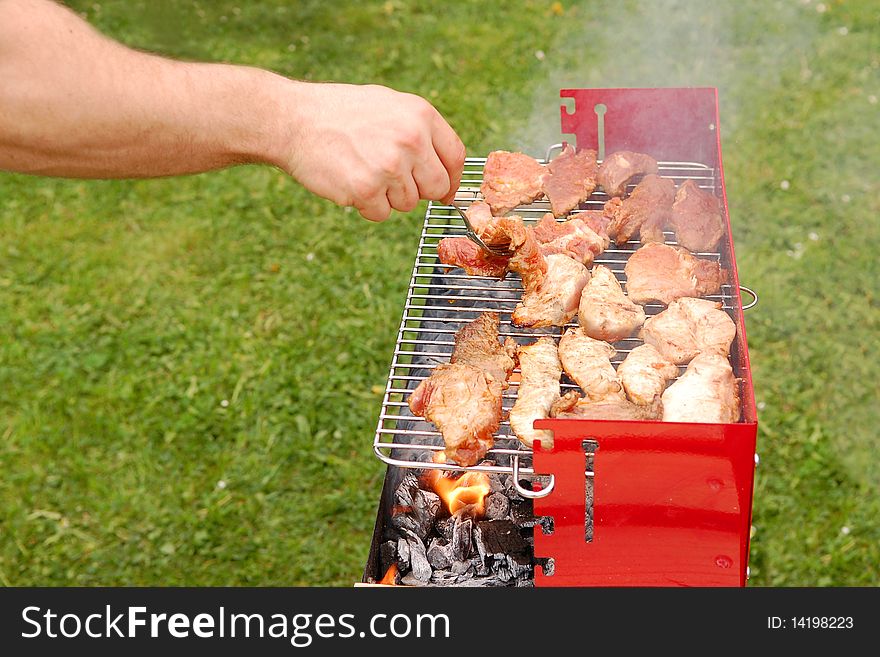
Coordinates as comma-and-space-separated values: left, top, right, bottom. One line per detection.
449, 200, 513, 257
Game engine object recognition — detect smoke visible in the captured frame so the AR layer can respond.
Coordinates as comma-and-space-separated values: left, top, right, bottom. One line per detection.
512, 0, 821, 156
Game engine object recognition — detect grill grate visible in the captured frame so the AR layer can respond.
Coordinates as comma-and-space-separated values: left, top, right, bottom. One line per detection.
372, 151, 743, 494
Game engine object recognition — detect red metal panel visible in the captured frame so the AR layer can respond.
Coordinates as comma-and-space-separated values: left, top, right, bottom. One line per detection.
560, 87, 720, 165
530, 88, 759, 587
532, 419, 758, 587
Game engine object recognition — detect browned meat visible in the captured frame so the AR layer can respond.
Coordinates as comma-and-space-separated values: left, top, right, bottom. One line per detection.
481, 151, 548, 215
437, 237, 510, 278
639, 297, 737, 364
603, 174, 675, 245
617, 344, 679, 406
533, 213, 607, 265
558, 327, 625, 402
543, 145, 599, 217
550, 390, 662, 420
662, 353, 740, 423
509, 337, 561, 449
578, 264, 646, 342
624, 242, 725, 305
670, 179, 725, 252
461, 201, 516, 248
408, 313, 516, 466
511, 250, 590, 328
597, 150, 659, 197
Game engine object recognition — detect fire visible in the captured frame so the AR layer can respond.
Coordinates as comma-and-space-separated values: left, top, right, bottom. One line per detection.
424, 458, 491, 516
378, 564, 398, 585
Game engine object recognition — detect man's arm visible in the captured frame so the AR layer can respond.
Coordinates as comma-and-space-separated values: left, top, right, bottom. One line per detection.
0, 0, 465, 221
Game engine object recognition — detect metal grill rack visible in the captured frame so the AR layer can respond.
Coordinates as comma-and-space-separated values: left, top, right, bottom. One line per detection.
373, 148, 752, 497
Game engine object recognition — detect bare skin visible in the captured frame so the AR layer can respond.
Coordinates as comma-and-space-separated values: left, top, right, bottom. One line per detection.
0, 0, 465, 221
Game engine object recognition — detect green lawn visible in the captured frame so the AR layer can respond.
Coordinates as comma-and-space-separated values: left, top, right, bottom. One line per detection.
1, 0, 877, 586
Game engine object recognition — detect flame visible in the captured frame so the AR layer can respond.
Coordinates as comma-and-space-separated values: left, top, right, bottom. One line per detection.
378, 564, 398, 586
424, 460, 491, 517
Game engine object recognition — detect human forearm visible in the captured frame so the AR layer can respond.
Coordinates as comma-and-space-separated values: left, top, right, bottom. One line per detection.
0, 0, 286, 177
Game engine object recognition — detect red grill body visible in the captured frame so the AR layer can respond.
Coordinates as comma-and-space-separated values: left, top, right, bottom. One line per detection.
532, 88, 758, 587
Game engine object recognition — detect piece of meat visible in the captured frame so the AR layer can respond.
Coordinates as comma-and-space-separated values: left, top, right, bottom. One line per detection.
481, 151, 548, 215
511, 252, 590, 328
661, 353, 740, 423
543, 144, 599, 217
639, 297, 737, 364
461, 201, 516, 248
670, 179, 725, 252
509, 337, 561, 449
576, 209, 611, 242
408, 313, 516, 466
624, 242, 725, 305
550, 390, 662, 420
603, 174, 675, 245
597, 151, 659, 197
437, 237, 511, 278
557, 327, 625, 402
617, 344, 679, 406
533, 213, 607, 265
578, 265, 646, 342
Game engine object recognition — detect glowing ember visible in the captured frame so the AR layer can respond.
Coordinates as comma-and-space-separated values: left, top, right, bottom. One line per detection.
378, 563, 398, 585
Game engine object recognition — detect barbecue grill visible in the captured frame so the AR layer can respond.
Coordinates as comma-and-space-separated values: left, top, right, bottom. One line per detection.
367, 88, 758, 586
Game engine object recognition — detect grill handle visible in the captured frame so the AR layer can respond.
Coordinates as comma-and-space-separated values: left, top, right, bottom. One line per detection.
511, 455, 555, 499
739, 285, 758, 311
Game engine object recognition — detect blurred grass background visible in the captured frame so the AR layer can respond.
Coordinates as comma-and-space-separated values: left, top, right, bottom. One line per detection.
0, 0, 877, 586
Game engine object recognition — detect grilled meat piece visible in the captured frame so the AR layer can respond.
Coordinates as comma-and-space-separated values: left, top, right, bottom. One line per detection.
670, 179, 725, 252
481, 150, 548, 215
624, 242, 725, 305
550, 390, 662, 420
511, 252, 590, 328
533, 213, 607, 265
617, 344, 679, 406
597, 150, 659, 198
662, 353, 740, 423
578, 265, 646, 342
543, 145, 599, 217
408, 313, 516, 466
577, 209, 611, 243
461, 200, 516, 248
604, 174, 676, 245
436, 237, 511, 278
558, 327, 626, 402
509, 337, 562, 449
639, 297, 737, 365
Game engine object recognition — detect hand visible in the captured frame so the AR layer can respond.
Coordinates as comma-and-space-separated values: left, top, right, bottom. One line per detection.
276, 82, 465, 222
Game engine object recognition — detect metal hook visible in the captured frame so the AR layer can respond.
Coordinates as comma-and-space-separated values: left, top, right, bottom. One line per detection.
739, 285, 758, 311
511, 455, 555, 499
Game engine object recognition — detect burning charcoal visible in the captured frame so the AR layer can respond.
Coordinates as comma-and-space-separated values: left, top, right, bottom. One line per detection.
453, 503, 480, 521
435, 517, 454, 542
488, 474, 505, 494
402, 530, 432, 583
426, 538, 453, 570
484, 492, 509, 520
391, 474, 441, 541
380, 540, 398, 575
430, 570, 461, 586
451, 559, 474, 577
451, 516, 473, 561
396, 537, 411, 572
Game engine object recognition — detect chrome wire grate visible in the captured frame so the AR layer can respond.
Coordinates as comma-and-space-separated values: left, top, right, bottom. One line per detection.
372, 150, 741, 495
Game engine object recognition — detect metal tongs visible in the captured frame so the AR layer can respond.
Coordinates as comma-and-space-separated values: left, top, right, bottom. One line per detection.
449, 200, 513, 257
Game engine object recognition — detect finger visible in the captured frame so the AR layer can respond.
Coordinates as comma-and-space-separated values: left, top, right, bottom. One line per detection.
356, 194, 393, 223
430, 111, 466, 204
387, 174, 420, 213
412, 154, 451, 202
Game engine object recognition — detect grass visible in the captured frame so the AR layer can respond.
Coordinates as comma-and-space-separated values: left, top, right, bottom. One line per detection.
0, 0, 878, 586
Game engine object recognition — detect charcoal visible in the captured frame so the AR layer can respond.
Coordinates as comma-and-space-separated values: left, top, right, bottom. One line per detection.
396, 537, 411, 571
402, 530, 432, 583
379, 540, 397, 574
488, 474, 506, 494
435, 517, 454, 542
391, 474, 441, 540
474, 520, 530, 564
426, 538, 453, 570
485, 492, 509, 520
585, 476, 594, 542
451, 516, 472, 561
454, 503, 480, 521
450, 559, 474, 577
